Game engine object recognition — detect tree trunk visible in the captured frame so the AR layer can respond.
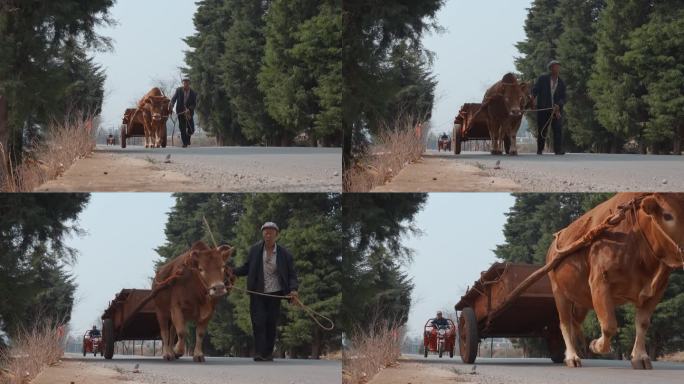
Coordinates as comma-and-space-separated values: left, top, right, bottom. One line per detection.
0, 95, 7, 154
311, 327, 321, 359
674, 125, 682, 155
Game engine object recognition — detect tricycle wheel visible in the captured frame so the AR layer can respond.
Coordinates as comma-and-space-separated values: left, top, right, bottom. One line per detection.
547, 332, 565, 364
438, 343, 443, 358
453, 126, 462, 155
424, 345, 428, 358
449, 347, 454, 358
103, 318, 114, 359
82, 342, 86, 357
458, 307, 479, 364
120, 125, 127, 148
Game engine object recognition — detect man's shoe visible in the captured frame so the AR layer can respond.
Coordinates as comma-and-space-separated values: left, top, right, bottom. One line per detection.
182, 144, 187, 148
253, 355, 266, 362
537, 151, 543, 155
555, 152, 565, 155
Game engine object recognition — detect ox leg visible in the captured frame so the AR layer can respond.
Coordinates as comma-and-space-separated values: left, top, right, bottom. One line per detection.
588, 276, 617, 356
552, 290, 583, 367
170, 306, 187, 358
193, 319, 209, 362
631, 299, 658, 370
156, 312, 175, 361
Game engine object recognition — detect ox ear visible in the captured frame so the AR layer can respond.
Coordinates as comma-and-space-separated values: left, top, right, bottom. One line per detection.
641, 196, 661, 216
189, 250, 200, 267
218, 245, 233, 262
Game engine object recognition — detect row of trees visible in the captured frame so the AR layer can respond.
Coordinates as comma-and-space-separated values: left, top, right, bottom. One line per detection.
0, 1, 111, 164
184, 0, 341, 147
155, 193, 341, 358
342, 0, 442, 163
495, 193, 684, 358
517, 0, 684, 154
0, 194, 89, 348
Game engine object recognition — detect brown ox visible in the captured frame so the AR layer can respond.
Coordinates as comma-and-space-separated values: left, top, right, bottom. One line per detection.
475, 73, 530, 155
153, 241, 234, 362
547, 193, 684, 369
133, 87, 171, 148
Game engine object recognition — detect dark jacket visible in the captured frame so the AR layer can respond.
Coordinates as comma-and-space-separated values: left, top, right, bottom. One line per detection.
233, 241, 299, 294
170, 87, 197, 115
532, 74, 566, 111
431, 318, 449, 328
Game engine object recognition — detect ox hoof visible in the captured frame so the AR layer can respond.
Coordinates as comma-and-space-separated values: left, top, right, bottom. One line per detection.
163, 353, 175, 361
193, 355, 205, 362
631, 357, 653, 370
589, 339, 611, 355
565, 357, 582, 368
174, 352, 184, 359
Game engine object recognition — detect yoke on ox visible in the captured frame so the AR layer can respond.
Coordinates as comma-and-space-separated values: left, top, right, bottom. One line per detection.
153, 241, 234, 362
121, 87, 171, 148
467, 73, 533, 155
547, 193, 684, 369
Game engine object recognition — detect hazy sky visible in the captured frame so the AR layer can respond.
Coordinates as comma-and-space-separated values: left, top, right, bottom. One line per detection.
403, 193, 515, 337
65, 193, 175, 336
93, 0, 198, 131
423, 0, 531, 135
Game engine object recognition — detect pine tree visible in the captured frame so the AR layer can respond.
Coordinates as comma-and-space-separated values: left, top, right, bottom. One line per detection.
623, 2, 684, 154
588, 0, 652, 153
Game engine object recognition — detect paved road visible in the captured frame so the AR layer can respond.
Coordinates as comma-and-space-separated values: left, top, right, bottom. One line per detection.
64, 353, 341, 384
411, 151, 684, 192
38, 145, 341, 192
401, 354, 684, 384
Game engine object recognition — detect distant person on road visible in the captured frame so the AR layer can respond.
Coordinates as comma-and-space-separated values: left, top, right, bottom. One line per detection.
233, 222, 299, 362
431, 311, 449, 328
532, 60, 566, 155
89, 325, 101, 337
169, 78, 197, 148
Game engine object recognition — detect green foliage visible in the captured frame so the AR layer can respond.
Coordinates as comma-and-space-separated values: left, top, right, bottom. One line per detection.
184, 0, 341, 146
343, 0, 442, 162
0, 193, 89, 342
341, 193, 427, 332
155, 193, 341, 358
0, 0, 112, 159
517, 0, 684, 153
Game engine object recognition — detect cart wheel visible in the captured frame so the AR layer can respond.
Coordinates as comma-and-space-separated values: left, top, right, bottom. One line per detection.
449, 347, 454, 358
120, 125, 127, 148
453, 126, 462, 155
458, 307, 479, 364
82, 343, 86, 357
103, 318, 114, 359
547, 333, 565, 364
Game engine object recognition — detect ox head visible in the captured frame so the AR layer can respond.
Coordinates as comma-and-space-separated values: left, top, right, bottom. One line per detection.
147, 96, 169, 122
640, 194, 684, 269
499, 73, 527, 117
189, 243, 234, 298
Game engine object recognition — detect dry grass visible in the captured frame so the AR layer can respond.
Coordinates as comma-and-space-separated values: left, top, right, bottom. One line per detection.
0, 322, 65, 384
661, 351, 684, 362
344, 118, 426, 192
343, 320, 404, 384
1, 115, 96, 192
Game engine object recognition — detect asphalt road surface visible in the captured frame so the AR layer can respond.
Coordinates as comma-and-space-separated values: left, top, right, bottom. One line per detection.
64, 353, 341, 384
37, 145, 341, 192
401, 354, 684, 384
399, 151, 684, 192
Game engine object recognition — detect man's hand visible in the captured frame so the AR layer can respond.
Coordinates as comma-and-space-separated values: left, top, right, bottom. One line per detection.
288, 290, 299, 303
553, 104, 561, 119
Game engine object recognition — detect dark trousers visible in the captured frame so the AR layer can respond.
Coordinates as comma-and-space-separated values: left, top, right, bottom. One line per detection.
178, 114, 192, 146
537, 111, 563, 154
250, 291, 282, 357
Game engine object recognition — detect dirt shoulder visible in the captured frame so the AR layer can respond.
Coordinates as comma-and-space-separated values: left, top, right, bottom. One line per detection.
32, 360, 145, 384
368, 361, 475, 384
34, 151, 201, 192
371, 156, 520, 192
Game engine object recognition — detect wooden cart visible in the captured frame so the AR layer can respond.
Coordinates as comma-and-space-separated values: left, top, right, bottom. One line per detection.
454, 262, 564, 364
452, 103, 491, 154
101, 289, 160, 359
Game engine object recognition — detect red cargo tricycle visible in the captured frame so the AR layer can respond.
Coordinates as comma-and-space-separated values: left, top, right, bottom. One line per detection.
423, 318, 456, 358
82, 329, 103, 357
